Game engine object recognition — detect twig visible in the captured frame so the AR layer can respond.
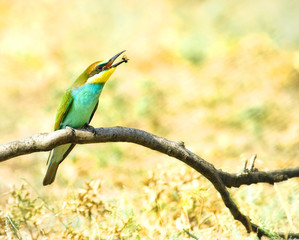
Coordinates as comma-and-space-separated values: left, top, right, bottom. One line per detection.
218, 167, 299, 188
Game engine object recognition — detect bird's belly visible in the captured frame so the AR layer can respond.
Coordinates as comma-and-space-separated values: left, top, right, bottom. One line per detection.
62, 84, 103, 128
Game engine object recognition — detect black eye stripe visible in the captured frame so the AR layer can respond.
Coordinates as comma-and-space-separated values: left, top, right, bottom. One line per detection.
88, 63, 106, 77
97, 63, 105, 69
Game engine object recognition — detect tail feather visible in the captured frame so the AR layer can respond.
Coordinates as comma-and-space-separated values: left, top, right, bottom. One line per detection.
43, 144, 74, 186
43, 161, 60, 185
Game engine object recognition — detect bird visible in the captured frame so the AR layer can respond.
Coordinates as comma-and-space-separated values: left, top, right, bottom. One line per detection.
43, 50, 128, 185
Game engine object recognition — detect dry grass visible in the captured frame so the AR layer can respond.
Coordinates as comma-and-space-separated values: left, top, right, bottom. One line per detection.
2, 165, 297, 239
0, 167, 263, 239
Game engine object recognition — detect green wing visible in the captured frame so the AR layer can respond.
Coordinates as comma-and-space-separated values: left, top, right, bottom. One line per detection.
47, 89, 73, 165
54, 88, 73, 130
52, 66, 93, 130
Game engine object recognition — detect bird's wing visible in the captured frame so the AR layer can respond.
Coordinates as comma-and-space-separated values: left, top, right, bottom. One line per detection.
46, 88, 73, 165
54, 88, 73, 131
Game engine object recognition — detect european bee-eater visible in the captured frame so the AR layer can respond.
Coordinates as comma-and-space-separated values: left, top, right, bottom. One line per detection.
43, 51, 128, 186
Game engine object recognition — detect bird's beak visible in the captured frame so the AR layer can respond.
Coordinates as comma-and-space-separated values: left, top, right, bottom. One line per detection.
105, 50, 128, 69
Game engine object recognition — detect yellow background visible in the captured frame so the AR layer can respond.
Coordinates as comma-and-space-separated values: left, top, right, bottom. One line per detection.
0, 0, 298, 239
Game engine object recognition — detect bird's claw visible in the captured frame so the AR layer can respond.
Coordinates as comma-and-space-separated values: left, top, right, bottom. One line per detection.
83, 124, 97, 136
66, 126, 76, 136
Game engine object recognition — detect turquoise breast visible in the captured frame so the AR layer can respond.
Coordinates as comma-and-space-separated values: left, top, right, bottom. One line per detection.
61, 83, 105, 128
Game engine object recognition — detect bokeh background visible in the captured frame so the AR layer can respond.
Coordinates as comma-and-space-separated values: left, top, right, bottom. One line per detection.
0, 0, 298, 239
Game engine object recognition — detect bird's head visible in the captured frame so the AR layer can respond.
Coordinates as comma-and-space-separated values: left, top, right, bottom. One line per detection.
85, 50, 128, 84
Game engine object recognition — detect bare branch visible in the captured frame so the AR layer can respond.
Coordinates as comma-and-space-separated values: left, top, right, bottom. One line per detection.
0, 126, 298, 239
218, 167, 299, 188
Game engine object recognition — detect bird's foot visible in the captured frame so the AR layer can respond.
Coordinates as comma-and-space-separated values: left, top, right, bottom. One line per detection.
66, 126, 76, 136
83, 124, 97, 136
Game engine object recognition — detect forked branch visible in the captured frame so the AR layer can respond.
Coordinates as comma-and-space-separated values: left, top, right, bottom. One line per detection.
0, 127, 298, 239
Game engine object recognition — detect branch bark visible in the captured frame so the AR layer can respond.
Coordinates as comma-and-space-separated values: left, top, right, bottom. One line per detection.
0, 126, 298, 239
218, 167, 299, 188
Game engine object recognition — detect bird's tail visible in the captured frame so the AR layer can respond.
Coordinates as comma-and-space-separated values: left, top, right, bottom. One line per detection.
43, 144, 74, 186
43, 161, 60, 185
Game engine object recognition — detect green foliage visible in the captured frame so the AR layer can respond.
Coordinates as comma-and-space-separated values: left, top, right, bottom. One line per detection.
5, 185, 44, 239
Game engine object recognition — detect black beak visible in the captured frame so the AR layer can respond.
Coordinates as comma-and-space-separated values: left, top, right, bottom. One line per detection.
105, 50, 128, 69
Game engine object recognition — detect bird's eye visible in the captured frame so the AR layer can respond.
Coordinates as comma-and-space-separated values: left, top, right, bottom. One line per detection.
97, 63, 105, 70
89, 63, 107, 78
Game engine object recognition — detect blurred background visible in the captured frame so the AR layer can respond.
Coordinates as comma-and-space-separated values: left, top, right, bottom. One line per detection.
0, 0, 298, 239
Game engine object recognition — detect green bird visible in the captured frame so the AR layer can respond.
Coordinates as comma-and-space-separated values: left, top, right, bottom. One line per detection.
43, 51, 128, 186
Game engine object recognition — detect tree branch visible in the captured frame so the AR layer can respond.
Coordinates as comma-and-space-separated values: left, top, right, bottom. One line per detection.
218, 167, 299, 188
0, 127, 298, 239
